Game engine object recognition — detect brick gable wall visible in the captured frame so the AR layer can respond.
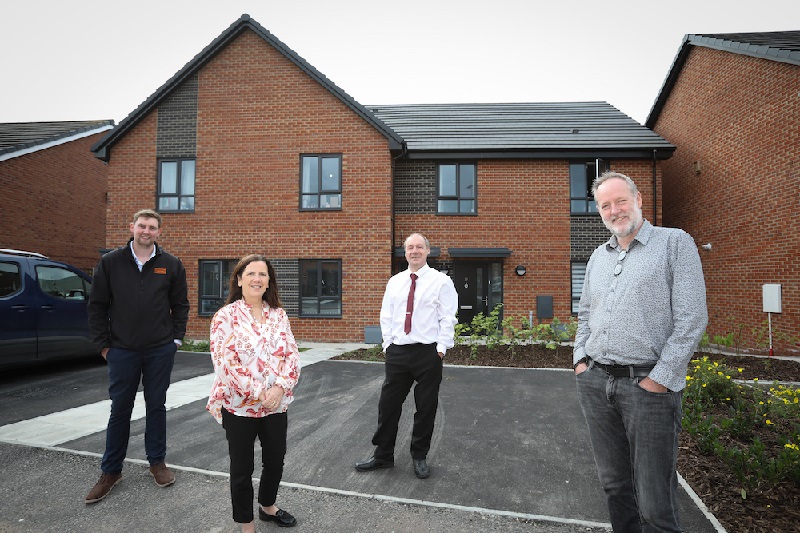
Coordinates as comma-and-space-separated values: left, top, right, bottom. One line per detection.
104, 29, 393, 341
653, 47, 800, 354
1, 134, 108, 272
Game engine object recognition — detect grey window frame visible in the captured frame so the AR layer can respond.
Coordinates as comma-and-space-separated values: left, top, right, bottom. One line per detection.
570, 159, 608, 214
437, 162, 477, 215
158, 158, 196, 213
299, 154, 342, 211
198, 259, 237, 316
299, 259, 342, 317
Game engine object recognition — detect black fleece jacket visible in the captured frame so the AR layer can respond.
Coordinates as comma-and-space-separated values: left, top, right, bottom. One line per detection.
88, 239, 190, 351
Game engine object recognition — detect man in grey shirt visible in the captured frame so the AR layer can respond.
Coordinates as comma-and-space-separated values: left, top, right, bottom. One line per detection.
573, 172, 707, 532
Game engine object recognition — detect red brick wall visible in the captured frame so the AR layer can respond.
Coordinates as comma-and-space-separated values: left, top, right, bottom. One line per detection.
104, 30, 393, 342
395, 158, 662, 323
653, 47, 800, 354
0, 134, 108, 272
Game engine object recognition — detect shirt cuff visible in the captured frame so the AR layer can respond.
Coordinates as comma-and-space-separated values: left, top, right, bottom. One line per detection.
174, 339, 182, 347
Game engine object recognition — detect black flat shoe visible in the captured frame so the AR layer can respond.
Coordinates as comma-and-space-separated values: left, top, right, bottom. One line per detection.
355, 456, 395, 471
414, 458, 430, 479
258, 507, 297, 527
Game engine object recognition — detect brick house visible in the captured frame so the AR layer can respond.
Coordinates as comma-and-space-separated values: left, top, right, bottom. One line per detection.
92, 14, 676, 342
646, 32, 800, 354
1, 120, 113, 271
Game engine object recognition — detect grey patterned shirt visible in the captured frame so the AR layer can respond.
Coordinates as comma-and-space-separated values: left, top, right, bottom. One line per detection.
573, 220, 708, 391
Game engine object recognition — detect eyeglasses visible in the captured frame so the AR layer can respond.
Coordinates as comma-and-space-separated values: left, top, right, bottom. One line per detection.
613, 249, 627, 276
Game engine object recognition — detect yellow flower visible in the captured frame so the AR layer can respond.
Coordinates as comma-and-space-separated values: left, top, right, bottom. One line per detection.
702, 384, 707, 388
737, 368, 743, 373
765, 420, 773, 425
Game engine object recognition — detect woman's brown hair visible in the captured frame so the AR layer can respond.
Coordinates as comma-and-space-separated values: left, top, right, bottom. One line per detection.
225, 254, 282, 308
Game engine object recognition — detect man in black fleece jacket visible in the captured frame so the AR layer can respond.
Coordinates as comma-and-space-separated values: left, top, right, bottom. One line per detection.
85, 209, 189, 504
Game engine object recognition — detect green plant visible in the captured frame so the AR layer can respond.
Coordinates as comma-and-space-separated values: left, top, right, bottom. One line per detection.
683, 356, 800, 496
181, 339, 210, 352
752, 320, 800, 353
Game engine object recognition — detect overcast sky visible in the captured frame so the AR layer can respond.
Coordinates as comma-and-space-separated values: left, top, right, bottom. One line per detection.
1, 0, 797, 126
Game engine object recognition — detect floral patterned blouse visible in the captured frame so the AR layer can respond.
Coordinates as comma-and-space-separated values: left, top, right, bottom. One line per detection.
206, 298, 300, 424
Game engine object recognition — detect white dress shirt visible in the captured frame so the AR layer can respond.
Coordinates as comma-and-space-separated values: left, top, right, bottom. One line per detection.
380, 264, 459, 355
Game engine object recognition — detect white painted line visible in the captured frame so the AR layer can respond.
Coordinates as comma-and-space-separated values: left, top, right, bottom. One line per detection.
677, 472, 728, 533
34, 443, 614, 531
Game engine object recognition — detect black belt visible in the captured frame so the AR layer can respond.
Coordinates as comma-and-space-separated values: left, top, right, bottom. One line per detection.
590, 359, 655, 378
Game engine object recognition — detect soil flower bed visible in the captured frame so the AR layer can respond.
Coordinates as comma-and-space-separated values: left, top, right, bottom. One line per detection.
333, 343, 800, 533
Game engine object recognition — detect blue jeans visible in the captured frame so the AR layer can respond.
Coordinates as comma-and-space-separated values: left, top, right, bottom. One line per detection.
576, 362, 683, 533
101, 342, 177, 474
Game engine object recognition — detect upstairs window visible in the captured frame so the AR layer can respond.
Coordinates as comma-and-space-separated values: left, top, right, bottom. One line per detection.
437, 163, 476, 214
301, 155, 342, 210
570, 159, 608, 214
299, 259, 342, 317
158, 159, 195, 212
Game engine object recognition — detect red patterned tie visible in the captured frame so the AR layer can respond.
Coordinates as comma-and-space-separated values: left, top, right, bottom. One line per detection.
404, 273, 418, 334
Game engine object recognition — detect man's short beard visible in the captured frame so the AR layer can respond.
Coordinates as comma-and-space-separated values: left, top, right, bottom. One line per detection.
605, 208, 642, 238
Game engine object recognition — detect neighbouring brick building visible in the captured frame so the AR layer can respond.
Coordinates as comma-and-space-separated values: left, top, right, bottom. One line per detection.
647, 32, 800, 355
1, 121, 113, 271
92, 14, 678, 342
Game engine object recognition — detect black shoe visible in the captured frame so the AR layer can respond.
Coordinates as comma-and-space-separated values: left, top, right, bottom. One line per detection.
413, 458, 430, 479
258, 507, 297, 527
355, 456, 395, 471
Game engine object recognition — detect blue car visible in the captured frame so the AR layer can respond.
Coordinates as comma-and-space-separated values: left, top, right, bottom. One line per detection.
0, 249, 98, 366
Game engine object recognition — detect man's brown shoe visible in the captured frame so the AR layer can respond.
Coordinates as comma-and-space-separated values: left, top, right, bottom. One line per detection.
85, 473, 122, 504
149, 462, 175, 487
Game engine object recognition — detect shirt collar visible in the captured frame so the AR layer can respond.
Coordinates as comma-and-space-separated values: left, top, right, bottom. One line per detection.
408, 263, 431, 278
606, 219, 653, 251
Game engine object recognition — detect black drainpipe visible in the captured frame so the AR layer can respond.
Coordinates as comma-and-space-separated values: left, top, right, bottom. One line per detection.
652, 149, 658, 226
391, 142, 409, 273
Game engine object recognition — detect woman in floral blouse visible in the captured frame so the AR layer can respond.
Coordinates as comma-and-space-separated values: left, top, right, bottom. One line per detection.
207, 254, 300, 531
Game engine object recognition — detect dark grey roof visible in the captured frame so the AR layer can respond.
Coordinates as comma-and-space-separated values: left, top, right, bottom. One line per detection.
0, 120, 114, 158
646, 31, 800, 128
369, 102, 674, 159
92, 14, 403, 161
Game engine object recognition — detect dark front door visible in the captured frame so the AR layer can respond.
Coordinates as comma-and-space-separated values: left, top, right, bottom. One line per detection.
454, 261, 503, 326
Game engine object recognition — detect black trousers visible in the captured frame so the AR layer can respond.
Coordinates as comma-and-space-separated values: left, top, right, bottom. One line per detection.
221, 409, 287, 524
372, 343, 443, 461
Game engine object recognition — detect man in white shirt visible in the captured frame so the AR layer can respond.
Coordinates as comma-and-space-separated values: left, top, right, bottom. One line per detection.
355, 233, 458, 479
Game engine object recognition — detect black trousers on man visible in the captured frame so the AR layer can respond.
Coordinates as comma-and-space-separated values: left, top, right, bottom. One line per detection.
372, 343, 443, 461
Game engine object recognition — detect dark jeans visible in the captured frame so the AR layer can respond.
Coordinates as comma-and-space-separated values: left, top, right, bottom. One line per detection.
576, 362, 683, 533
372, 343, 443, 461
101, 342, 177, 474
222, 409, 288, 524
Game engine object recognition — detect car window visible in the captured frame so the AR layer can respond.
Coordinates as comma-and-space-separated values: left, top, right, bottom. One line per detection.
0, 261, 22, 297
36, 265, 90, 300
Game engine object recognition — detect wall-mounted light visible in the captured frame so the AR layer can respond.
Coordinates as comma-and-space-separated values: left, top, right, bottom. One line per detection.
701, 243, 712, 251
515, 265, 527, 276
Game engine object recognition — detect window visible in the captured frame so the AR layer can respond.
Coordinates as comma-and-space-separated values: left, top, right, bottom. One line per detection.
438, 163, 476, 214
199, 260, 237, 316
35, 266, 91, 300
158, 159, 195, 212
570, 159, 608, 213
0, 262, 22, 297
571, 261, 587, 315
299, 259, 341, 317
300, 155, 341, 210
